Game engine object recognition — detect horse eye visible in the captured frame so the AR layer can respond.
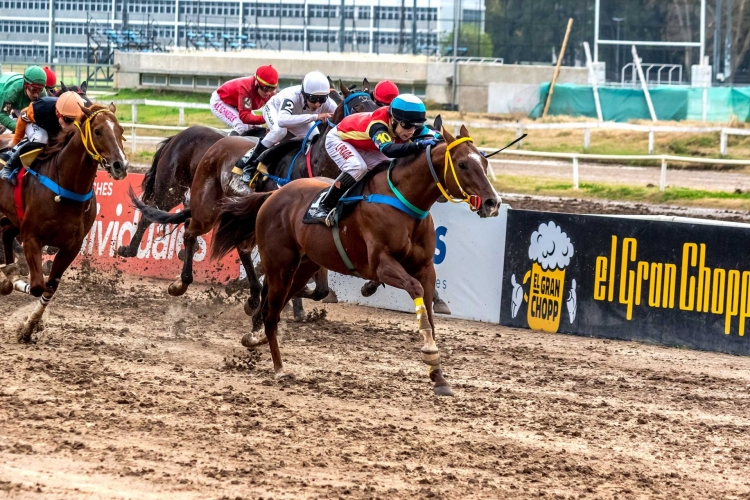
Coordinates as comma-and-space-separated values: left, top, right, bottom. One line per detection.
459, 161, 467, 170
94, 128, 102, 136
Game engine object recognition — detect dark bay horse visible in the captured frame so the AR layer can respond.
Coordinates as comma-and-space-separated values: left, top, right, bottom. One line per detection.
0, 104, 128, 341
210, 125, 500, 395
129, 81, 377, 321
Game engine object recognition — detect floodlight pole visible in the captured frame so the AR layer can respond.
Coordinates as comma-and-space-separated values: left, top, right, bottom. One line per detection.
632, 45, 657, 122
594, 0, 600, 61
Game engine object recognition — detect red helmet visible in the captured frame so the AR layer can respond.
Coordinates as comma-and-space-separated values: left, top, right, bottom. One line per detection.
255, 65, 279, 88
373, 80, 399, 105
43, 66, 57, 88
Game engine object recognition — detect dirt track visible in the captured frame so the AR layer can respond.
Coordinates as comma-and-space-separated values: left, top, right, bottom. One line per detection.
2, 265, 750, 499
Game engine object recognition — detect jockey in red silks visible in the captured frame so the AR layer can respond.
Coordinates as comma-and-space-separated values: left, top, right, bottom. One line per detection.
43, 66, 57, 96
210, 65, 279, 136
372, 80, 399, 107
308, 93, 440, 222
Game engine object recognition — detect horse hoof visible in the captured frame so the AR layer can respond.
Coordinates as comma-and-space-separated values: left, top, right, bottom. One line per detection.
433, 299, 452, 315
360, 282, 379, 297
433, 384, 454, 397
241, 332, 268, 349
168, 281, 188, 297
322, 290, 339, 303
275, 371, 295, 381
0, 279, 11, 296
116, 245, 136, 258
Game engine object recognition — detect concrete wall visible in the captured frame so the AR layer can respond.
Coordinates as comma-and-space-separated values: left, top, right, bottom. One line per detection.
114, 50, 589, 113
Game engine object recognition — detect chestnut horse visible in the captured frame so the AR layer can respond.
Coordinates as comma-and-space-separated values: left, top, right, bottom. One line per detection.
0, 103, 128, 342
210, 125, 500, 396
130, 81, 377, 318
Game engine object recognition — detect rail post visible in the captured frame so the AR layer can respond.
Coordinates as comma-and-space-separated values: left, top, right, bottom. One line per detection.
720, 129, 728, 155
648, 127, 655, 155
179, 107, 185, 126
572, 156, 579, 189
453, 124, 460, 137
583, 127, 590, 151
659, 156, 667, 192
516, 124, 523, 148
131, 125, 137, 155
131, 103, 138, 124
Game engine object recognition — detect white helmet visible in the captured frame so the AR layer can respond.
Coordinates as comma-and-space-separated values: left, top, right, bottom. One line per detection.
302, 71, 330, 99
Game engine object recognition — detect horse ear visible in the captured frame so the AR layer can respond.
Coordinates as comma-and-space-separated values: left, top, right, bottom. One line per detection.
60, 81, 68, 92
433, 114, 442, 131
80, 81, 88, 94
339, 80, 350, 97
327, 75, 335, 90
79, 103, 92, 117
442, 127, 455, 143
362, 78, 370, 91
108, 102, 117, 113
460, 124, 469, 138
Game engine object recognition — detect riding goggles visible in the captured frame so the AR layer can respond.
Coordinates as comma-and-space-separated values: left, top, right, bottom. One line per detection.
305, 93, 328, 104
258, 84, 276, 93
398, 120, 424, 130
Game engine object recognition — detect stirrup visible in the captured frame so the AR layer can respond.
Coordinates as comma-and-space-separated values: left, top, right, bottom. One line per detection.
324, 207, 337, 227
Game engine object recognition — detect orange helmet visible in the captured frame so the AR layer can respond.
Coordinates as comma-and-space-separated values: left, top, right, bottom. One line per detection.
55, 91, 85, 121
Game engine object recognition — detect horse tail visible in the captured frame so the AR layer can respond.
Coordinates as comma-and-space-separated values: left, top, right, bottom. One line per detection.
141, 135, 175, 200
211, 192, 273, 260
128, 186, 191, 225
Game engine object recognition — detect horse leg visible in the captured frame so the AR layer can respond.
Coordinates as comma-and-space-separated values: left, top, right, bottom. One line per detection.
116, 212, 152, 258
238, 243, 262, 315
14, 236, 45, 297
168, 223, 196, 297
0, 227, 18, 295
16, 246, 76, 343
432, 291, 451, 315
291, 268, 330, 321
361, 280, 381, 297
375, 255, 452, 396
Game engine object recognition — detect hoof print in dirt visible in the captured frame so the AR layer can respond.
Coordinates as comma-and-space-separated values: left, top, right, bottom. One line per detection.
223, 349, 262, 372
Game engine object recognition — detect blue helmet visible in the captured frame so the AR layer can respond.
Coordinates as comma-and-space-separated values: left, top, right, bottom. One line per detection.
389, 93, 426, 124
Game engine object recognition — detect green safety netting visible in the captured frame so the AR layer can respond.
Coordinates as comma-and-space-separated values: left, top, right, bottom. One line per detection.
531, 83, 750, 123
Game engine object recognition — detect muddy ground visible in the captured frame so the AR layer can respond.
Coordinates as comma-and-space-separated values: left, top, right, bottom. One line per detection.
1, 262, 750, 499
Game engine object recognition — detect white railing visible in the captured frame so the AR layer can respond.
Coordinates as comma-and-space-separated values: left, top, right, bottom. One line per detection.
480, 148, 750, 192
121, 121, 748, 194
443, 120, 750, 156
103, 98, 750, 156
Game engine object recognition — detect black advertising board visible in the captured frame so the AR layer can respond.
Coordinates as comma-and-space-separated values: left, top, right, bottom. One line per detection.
501, 209, 750, 355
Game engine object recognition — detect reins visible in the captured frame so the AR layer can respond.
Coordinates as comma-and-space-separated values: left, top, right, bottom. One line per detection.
74, 109, 112, 166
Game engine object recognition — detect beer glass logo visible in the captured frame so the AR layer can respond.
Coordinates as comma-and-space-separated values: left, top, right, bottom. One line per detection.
511, 221, 577, 333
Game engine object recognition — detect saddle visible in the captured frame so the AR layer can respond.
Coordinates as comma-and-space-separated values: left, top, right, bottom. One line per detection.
302, 165, 386, 226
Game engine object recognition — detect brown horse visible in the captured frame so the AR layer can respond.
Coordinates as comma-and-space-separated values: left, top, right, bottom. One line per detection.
129, 81, 377, 317
116, 126, 226, 258
0, 103, 128, 341
210, 125, 500, 395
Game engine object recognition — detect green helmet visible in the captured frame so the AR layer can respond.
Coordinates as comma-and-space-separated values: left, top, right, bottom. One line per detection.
23, 66, 46, 86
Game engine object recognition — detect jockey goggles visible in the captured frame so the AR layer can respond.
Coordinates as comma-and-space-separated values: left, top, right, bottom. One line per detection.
397, 120, 424, 130
257, 84, 276, 92
305, 93, 328, 104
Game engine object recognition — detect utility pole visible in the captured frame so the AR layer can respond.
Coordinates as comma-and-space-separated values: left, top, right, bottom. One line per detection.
48, 0, 55, 66
713, 0, 722, 80
411, 0, 417, 54
450, 0, 460, 109
339, 0, 345, 51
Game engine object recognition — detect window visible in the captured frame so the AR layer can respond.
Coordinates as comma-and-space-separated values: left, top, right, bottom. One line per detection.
196, 76, 220, 87
142, 74, 168, 86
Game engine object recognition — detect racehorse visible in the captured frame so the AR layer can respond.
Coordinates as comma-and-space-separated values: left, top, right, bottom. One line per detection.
129, 80, 377, 323
0, 82, 94, 270
210, 125, 500, 395
0, 103, 128, 342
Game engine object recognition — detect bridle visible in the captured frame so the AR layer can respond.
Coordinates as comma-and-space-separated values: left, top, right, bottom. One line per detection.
343, 92, 372, 117
426, 137, 482, 212
75, 109, 123, 168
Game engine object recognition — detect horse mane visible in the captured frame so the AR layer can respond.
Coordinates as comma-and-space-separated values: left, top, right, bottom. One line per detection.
37, 104, 110, 162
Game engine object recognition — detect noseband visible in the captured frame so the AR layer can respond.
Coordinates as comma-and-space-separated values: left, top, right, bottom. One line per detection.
425, 137, 482, 212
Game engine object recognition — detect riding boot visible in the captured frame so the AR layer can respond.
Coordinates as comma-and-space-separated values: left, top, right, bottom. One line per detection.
0, 139, 30, 186
237, 142, 269, 184
308, 172, 357, 222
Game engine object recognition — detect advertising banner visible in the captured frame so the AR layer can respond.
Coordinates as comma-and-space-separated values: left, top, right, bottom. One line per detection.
78, 172, 241, 284
328, 203, 508, 323
501, 209, 750, 355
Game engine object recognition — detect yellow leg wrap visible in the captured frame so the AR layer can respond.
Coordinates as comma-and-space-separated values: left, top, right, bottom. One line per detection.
414, 297, 429, 331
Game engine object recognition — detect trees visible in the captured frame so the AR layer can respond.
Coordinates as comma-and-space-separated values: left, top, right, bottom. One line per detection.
440, 23, 494, 58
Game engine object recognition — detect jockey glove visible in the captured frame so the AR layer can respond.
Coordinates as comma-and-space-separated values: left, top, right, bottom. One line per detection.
418, 139, 437, 149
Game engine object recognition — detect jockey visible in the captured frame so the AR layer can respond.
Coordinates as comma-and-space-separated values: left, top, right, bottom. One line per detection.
236, 70, 336, 183
210, 65, 278, 136
43, 66, 57, 95
0, 91, 84, 185
372, 80, 399, 107
0, 66, 47, 133
309, 93, 440, 221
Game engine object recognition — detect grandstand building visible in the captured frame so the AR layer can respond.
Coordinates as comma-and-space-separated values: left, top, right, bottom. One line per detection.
0, 0, 484, 63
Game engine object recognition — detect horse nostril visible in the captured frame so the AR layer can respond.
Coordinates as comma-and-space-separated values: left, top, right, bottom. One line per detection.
484, 198, 497, 208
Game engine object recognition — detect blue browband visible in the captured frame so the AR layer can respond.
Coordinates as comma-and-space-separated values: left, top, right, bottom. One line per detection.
343, 92, 371, 117
23, 167, 94, 203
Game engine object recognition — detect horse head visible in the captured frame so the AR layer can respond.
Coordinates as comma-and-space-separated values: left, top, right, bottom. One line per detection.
334, 79, 378, 122
437, 125, 501, 218
79, 103, 129, 180
58, 81, 93, 107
